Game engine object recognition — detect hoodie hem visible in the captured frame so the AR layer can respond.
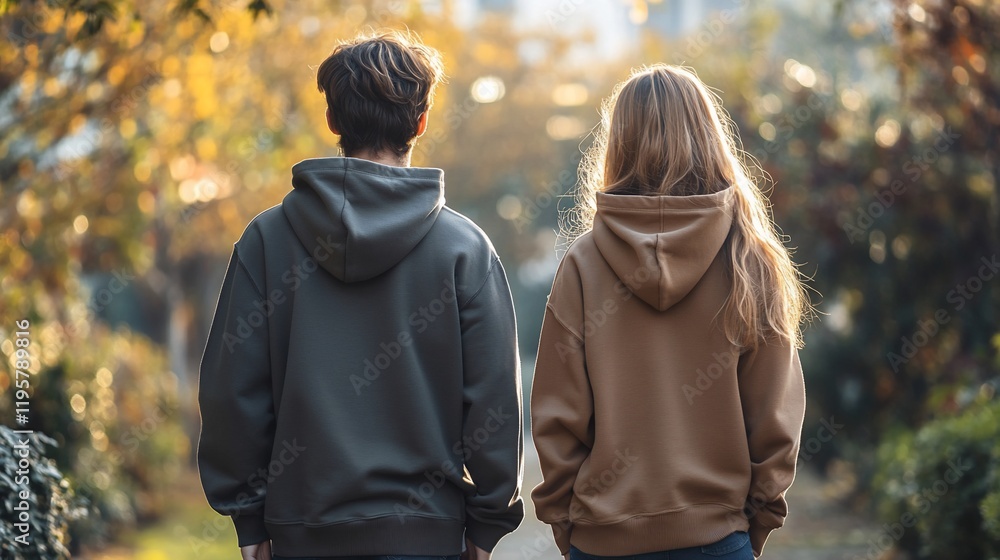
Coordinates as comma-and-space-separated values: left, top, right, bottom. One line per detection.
571, 504, 749, 555
267, 516, 464, 556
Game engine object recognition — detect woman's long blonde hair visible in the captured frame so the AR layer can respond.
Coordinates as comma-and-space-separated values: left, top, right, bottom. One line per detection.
568, 64, 811, 349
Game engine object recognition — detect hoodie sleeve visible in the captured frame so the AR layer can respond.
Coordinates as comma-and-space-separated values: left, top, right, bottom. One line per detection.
459, 257, 525, 551
737, 340, 805, 557
197, 246, 275, 547
529, 262, 594, 555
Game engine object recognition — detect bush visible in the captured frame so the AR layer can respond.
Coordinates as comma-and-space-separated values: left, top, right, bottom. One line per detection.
0, 427, 84, 559
873, 397, 1000, 559
1, 323, 188, 551
37, 328, 187, 550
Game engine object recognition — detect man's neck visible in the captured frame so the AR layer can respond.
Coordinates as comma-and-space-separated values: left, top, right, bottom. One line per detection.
348, 150, 411, 168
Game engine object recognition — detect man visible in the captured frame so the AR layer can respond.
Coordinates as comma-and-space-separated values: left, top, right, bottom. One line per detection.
198, 30, 524, 560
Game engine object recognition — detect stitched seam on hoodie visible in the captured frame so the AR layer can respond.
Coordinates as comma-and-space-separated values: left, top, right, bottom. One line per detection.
571, 502, 745, 525
234, 247, 265, 299
339, 167, 348, 278
657, 202, 663, 310
346, 168, 440, 181
263, 512, 461, 526
459, 257, 499, 310
545, 303, 583, 342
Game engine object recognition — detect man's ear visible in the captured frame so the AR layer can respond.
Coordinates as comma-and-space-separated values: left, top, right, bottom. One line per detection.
326, 107, 339, 135
415, 112, 428, 137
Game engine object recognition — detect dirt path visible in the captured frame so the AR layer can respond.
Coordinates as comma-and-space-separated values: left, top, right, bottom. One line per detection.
494, 444, 877, 560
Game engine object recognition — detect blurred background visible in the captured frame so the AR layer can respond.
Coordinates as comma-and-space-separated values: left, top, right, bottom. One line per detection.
1, 0, 998, 558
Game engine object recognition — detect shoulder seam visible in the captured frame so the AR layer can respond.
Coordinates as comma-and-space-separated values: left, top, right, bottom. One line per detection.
546, 303, 584, 342
460, 257, 500, 310
233, 246, 266, 299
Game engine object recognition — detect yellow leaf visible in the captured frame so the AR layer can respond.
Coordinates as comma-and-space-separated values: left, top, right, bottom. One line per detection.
195, 137, 217, 160
107, 64, 126, 86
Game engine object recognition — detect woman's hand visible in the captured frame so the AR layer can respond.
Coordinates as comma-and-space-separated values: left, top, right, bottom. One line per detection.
240, 540, 272, 560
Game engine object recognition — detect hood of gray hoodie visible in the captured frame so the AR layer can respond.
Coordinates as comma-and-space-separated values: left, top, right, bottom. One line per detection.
592, 187, 735, 311
282, 157, 445, 283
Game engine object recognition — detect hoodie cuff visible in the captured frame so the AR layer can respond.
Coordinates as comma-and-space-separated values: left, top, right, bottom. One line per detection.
232, 513, 269, 547
465, 518, 512, 553
748, 521, 776, 557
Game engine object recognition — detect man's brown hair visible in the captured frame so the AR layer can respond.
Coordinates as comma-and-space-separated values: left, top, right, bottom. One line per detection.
316, 30, 443, 158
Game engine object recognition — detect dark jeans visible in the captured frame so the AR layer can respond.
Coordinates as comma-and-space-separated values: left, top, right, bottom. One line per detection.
273, 556, 459, 560
570, 531, 752, 560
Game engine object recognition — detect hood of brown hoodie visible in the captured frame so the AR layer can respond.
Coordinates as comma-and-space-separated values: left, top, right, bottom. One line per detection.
592, 187, 735, 311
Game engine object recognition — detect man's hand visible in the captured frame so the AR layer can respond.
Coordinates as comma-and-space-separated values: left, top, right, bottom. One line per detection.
240, 540, 272, 560
460, 538, 490, 560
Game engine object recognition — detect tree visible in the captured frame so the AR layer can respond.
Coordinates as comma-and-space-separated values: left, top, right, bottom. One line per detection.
0, 0, 322, 550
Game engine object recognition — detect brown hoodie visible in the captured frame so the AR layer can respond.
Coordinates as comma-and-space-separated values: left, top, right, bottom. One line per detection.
530, 188, 805, 557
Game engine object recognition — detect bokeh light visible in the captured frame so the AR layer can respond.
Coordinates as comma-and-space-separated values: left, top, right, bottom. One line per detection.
470, 75, 506, 104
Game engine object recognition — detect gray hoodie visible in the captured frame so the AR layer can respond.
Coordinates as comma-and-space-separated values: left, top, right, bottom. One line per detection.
198, 157, 524, 556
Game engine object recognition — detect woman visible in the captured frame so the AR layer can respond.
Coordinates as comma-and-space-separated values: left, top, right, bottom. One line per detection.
530, 64, 810, 560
